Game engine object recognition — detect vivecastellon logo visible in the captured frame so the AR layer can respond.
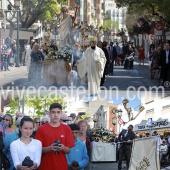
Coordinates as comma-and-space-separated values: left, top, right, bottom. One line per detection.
0, 82, 167, 104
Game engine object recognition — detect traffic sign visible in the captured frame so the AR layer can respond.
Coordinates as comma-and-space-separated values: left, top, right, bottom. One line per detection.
147, 118, 153, 126
155, 30, 162, 36
150, 34, 156, 41
154, 22, 164, 30
118, 118, 124, 125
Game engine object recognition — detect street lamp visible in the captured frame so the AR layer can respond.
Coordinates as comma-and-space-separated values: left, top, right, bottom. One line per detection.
14, 0, 20, 67
116, 109, 123, 118
112, 117, 117, 125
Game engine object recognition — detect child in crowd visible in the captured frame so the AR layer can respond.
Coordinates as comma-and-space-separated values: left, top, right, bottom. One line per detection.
10, 116, 42, 170
67, 124, 89, 170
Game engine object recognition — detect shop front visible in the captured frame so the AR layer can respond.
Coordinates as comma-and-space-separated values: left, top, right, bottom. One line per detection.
134, 118, 170, 136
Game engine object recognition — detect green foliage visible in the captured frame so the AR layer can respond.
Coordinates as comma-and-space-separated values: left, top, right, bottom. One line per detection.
6, 95, 66, 118
7, 0, 66, 28
102, 19, 119, 31
115, 0, 170, 21
6, 97, 21, 116
25, 95, 66, 117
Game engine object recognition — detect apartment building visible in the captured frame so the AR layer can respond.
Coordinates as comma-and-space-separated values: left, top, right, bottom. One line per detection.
103, 0, 127, 31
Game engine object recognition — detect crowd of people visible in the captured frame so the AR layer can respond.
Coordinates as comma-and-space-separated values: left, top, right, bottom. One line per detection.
138, 42, 170, 86
0, 106, 170, 170
0, 103, 90, 170
0, 37, 29, 71
1, 36, 169, 90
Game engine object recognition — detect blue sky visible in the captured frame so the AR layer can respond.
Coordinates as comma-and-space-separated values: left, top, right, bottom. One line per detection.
107, 93, 142, 111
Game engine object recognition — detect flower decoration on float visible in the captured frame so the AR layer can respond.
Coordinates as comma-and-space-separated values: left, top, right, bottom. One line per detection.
90, 126, 116, 143
45, 46, 73, 62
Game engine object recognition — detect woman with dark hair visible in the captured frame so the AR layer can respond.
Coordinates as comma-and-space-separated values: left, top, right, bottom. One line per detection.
10, 116, 42, 170
0, 114, 14, 138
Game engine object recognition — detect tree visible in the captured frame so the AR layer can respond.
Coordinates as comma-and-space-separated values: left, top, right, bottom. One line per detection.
115, 0, 170, 22
6, 95, 66, 118
102, 19, 119, 31
115, 0, 170, 36
25, 95, 66, 117
3, 0, 66, 38
6, 97, 21, 115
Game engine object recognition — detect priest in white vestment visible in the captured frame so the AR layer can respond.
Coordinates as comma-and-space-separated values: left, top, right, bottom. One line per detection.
77, 41, 106, 95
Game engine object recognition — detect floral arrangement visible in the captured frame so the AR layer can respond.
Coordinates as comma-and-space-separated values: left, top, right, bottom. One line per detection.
45, 46, 73, 62
90, 127, 115, 143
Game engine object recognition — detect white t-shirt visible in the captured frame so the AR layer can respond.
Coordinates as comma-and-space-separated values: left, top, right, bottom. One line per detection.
10, 138, 42, 169
160, 145, 168, 153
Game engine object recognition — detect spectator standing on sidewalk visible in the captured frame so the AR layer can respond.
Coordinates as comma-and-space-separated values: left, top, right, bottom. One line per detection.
11, 43, 17, 67
1, 45, 8, 71
160, 43, 170, 87
138, 45, 145, 65
35, 103, 74, 170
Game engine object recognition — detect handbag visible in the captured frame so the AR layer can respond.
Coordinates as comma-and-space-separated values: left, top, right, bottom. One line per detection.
126, 55, 134, 61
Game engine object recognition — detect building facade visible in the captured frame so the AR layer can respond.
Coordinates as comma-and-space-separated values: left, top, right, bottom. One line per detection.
103, 0, 127, 31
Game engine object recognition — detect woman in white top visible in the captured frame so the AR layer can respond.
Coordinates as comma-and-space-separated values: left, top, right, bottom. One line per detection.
10, 116, 42, 170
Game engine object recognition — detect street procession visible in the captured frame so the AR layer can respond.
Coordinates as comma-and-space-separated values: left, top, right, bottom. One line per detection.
0, 0, 170, 170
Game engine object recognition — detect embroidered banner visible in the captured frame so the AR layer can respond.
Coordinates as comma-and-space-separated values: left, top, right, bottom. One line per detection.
129, 137, 160, 170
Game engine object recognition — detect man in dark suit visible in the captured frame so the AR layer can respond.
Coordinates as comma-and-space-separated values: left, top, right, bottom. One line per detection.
100, 41, 110, 86
160, 43, 170, 87
118, 124, 136, 170
107, 42, 117, 75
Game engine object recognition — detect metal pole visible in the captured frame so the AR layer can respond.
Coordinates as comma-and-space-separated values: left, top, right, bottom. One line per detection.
15, 8, 20, 67
55, 25, 56, 43
22, 95, 25, 114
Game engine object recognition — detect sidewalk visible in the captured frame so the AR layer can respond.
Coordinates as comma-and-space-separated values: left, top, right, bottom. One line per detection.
0, 65, 27, 78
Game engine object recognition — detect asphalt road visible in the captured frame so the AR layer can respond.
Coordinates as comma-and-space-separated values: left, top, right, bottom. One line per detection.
0, 56, 166, 91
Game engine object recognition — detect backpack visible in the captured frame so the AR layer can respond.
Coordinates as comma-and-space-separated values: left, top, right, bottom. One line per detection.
0, 131, 10, 170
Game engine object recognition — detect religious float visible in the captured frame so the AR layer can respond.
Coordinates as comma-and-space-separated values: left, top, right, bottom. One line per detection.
90, 105, 117, 162
39, 4, 105, 85
41, 5, 76, 85
42, 42, 73, 85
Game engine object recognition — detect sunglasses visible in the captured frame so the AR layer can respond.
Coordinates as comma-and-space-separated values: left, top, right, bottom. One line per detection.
3, 118, 10, 121
35, 122, 40, 124
41, 121, 49, 124
60, 119, 68, 122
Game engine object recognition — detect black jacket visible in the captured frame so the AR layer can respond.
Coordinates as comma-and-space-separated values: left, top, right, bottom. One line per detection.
118, 129, 136, 144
